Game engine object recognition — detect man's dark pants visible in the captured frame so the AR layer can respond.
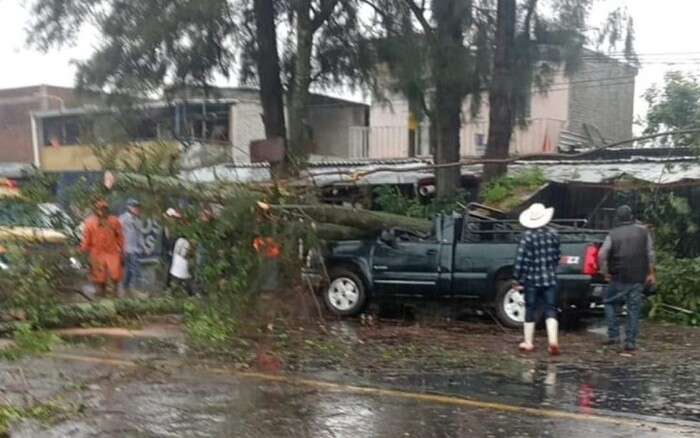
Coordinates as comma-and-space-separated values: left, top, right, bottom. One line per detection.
524, 284, 558, 323
604, 281, 643, 348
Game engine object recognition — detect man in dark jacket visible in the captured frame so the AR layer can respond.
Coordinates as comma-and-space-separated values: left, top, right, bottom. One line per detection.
598, 205, 656, 352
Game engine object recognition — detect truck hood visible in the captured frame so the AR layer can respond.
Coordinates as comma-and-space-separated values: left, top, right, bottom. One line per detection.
0, 226, 68, 244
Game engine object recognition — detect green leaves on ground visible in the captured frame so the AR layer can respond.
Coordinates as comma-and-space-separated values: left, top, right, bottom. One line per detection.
649, 256, 700, 326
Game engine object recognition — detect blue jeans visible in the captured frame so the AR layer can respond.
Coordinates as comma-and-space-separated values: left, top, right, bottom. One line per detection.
604, 282, 643, 348
122, 253, 142, 290
524, 285, 558, 323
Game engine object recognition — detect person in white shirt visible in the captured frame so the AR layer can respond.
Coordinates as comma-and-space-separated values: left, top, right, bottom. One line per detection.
170, 236, 194, 296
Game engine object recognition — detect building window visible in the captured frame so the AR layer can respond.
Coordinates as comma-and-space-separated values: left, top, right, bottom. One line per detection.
42, 116, 82, 146
474, 133, 486, 157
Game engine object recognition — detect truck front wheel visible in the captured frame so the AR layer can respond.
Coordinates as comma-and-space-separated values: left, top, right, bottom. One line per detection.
494, 281, 525, 329
324, 268, 367, 317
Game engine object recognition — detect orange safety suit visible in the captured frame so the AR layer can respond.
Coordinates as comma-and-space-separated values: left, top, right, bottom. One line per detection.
253, 237, 280, 258
80, 214, 124, 284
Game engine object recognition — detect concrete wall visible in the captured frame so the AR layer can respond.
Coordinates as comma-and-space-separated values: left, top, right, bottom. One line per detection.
367, 76, 570, 158
39, 141, 179, 172
0, 85, 75, 163
567, 55, 637, 142
309, 104, 366, 158
366, 55, 637, 158
230, 101, 264, 163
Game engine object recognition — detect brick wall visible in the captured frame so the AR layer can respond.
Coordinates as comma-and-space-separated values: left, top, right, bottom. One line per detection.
567, 55, 637, 142
0, 86, 75, 164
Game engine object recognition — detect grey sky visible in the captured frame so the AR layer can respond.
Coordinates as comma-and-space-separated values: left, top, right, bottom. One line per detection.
1, 0, 698, 125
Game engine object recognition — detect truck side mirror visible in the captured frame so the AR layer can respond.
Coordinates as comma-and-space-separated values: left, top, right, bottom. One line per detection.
380, 230, 397, 247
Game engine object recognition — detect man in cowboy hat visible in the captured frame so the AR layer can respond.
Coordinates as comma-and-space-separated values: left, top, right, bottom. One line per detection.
597, 205, 656, 352
512, 203, 562, 355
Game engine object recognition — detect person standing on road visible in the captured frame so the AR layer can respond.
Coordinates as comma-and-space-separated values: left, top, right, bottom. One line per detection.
598, 205, 656, 352
512, 203, 562, 356
80, 199, 124, 298
119, 198, 149, 299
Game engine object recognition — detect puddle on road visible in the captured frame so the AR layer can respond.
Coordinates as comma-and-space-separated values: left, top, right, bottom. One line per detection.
369, 362, 700, 426
56, 326, 187, 357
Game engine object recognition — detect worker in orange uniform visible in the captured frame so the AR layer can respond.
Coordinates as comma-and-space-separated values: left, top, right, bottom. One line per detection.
253, 236, 280, 291
80, 199, 124, 298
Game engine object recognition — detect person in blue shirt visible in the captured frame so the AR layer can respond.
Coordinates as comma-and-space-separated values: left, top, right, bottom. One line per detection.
119, 198, 149, 299
512, 203, 562, 355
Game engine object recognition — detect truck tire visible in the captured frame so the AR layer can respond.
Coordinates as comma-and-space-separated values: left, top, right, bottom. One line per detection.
324, 268, 367, 317
494, 281, 525, 329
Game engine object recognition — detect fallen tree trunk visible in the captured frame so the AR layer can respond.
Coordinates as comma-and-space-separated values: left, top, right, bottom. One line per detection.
0, 298, 186, 333
104, 171, 269, 202
270, 205, 432, 234
106, 171, 432, 235
314, 223, 377, 241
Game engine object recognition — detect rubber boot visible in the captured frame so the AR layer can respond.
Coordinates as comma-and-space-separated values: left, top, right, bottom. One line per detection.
546, 318, 560, 356
519, 322, 535, 352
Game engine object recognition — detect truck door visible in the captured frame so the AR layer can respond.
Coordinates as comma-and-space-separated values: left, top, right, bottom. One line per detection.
371, 230, 440, 297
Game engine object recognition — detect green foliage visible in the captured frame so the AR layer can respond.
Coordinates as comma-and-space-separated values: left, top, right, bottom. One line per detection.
648, 256, 700, 326
0, 247, 77, 328
184, 301, 235, 345
373, 187, 466, 219
479, 167, 545, 209
0, 323, 62, 361
0, 397, 82, 436
643, 71, 700, 146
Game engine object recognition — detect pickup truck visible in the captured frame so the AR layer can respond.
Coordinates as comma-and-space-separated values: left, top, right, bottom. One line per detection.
305, 203, 607, 328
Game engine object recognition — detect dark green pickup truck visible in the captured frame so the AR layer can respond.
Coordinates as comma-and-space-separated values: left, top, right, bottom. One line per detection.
305, 203, 608, 328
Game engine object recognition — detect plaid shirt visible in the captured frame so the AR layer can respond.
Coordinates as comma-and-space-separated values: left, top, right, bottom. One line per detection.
513, 227, 561, 287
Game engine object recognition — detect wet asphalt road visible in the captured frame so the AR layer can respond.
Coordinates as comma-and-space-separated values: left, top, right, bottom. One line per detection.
0, 324, 698, 437
1, 352, 697, 437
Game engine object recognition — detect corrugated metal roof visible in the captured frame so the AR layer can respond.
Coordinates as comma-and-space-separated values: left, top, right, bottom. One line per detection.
183, 155, 700, 186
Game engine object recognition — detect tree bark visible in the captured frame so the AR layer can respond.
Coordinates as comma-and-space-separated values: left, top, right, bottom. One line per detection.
483, 0, 517, 182
253, 0, 288, 176
106, 171, 431, 235
431, 0, 466, 198
287, 0, 314, 167
105, 171, 270, 202
433, 86, 462, 198
271, 204, 432, 234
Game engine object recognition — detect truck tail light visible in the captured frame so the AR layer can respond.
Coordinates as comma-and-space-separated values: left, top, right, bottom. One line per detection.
582, 244, 599, 275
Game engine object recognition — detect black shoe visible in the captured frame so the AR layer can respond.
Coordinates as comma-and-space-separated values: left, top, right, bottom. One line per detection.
602, 339, 620, 346
623, 344, 636, 352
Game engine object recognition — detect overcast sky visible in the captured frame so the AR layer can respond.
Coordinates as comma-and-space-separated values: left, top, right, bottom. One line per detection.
1, 0, 699, 125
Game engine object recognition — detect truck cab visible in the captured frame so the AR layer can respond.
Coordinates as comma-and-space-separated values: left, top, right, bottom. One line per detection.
309, 203, 607, 328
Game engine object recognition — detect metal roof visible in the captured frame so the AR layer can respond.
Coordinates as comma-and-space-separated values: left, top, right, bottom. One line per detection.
182, 154, 700, 187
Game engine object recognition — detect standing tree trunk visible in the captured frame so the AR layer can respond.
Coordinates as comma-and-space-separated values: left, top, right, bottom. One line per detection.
433, 85, 462, 198
254, 0, 288, 176
484, 0, 516, 181
431, 0, 468, 198
287, 0, 314, 169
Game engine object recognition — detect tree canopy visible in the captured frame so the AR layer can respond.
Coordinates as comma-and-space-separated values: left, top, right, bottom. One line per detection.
644, 71, 700, 146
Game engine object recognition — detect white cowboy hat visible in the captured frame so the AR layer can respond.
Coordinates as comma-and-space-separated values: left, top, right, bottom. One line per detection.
519, 203, 554, 229
165, 208, 183, 219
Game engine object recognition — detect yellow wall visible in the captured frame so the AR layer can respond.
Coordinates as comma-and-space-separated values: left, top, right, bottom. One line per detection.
39, 142, 179, 172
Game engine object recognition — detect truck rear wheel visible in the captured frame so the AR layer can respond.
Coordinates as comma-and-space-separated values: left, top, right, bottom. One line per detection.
324, 268, 367, 317
494, 281, 525, 329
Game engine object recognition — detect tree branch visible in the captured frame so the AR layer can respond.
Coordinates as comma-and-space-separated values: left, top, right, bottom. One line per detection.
523, 0, 538, 36
403, 0, 432, 35
311, 0, 341, 32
